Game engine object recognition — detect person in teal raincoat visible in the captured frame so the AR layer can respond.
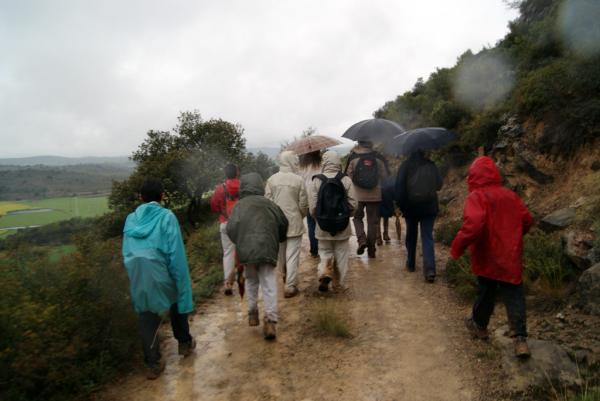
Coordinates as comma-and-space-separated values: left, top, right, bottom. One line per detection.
122, 178, 195, 379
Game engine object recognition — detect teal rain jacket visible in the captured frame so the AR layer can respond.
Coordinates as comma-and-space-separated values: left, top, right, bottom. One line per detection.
122, 202, 193, 314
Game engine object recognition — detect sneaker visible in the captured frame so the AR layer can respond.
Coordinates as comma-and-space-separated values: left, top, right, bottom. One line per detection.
263, 319, 277, 340
145, 359, 166, 380
318, 276, 331, 292
178, 338, 196, 357
464, 317, 489, 340
223, 282, 233, 296
248, 310, 259, 326
514, 336, 531, 359
357, 243, 367, 255
284, 286, 299, 298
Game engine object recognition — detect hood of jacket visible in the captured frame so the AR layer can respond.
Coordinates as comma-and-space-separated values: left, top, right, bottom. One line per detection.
123, 202, 168, 239
277, 150, 299, 173
321, 150, 341, 174
224, 178, 240, 197
467, 156, 502, 191
240, 172, 265, 198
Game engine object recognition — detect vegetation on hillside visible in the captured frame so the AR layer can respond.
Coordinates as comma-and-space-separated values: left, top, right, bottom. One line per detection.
375, 0, 600, 157
0, 164, 132, 200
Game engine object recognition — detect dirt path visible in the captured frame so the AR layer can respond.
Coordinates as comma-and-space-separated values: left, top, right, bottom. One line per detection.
103, 235, 479, 401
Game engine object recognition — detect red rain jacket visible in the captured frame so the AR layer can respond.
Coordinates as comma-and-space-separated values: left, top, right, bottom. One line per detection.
210, 178, 240, 223
450, 157, 533, 284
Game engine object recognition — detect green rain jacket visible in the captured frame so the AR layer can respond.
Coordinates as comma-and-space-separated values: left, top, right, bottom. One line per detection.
122, 202, 193, 314
226, 173, 289, 266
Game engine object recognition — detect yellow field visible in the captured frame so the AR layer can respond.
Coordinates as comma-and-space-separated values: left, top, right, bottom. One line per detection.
0, 202, 30, 216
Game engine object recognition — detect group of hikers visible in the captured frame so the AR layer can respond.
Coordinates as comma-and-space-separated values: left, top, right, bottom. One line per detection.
121, 140, 534, 380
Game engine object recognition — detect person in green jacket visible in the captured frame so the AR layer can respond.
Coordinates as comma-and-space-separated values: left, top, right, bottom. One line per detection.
226, 172, 289, 340
122, 178, 195, 379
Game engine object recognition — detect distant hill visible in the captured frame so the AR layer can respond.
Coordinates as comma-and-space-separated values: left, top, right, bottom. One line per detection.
0, 155, 134, 167
0, 164, 133, 200
246, 147, 280, 158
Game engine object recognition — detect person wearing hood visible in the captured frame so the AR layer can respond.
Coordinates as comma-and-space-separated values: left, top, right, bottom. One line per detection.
210, 163, 240, 296
309, 151, 357, 292
265, 151, 309, 298
227, 173, 289, 340
450, 156, 534, 358
122, 178, 195, 379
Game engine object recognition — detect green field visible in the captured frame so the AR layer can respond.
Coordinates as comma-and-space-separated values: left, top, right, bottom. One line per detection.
0, 196, 109, 232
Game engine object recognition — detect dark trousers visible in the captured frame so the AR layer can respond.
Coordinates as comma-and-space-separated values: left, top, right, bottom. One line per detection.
139, 303, 192, 367
472, 276, 527, 337
307, 215, 319, 256
353, 201, 380, 250
405, 215, 436, 276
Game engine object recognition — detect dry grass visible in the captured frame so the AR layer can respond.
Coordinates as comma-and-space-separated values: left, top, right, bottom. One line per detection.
312, 300, 352, 338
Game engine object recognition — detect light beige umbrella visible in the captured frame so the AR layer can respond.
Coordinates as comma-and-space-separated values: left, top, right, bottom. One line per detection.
286, 135, 342, 155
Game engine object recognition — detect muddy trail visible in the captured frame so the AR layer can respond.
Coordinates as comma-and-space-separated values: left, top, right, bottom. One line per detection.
103, 234, 481, 401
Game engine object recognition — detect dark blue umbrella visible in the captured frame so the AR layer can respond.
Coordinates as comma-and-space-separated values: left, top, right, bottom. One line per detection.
386, 127, 457, 156
342, 118, 405, 143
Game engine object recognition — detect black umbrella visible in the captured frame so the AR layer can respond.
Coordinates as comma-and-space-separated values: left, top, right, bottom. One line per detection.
387, 127, 457, 156
342, 118, 405, 143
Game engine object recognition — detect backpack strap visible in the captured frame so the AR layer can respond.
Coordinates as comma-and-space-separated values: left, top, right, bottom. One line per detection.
334, 172, 345, 181
312, 174, 327, 182
343, 152, 360, 174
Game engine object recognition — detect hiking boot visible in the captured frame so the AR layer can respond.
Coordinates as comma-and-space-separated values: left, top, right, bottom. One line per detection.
464, 317, 489, 340
310, 252, 319, 258
284, 286, 299, 298
425, 274, 435, 283
178, 337, 196, 357
263, 319, 277, 340
357, 243, 367, 255
514, 336, 531, 359
406, 264, 415, 272
145, 359, 166, 380
248, 310, 259, 326
318, 276, 331, 292
368, 248, 376, 258
223, 282, 233, 296
383, 232, 391, 242
376, 237, 383, 246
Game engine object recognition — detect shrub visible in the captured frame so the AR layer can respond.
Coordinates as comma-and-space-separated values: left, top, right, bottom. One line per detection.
312, 301, 352, 338
445, 255, 478, 300
523, 229, 571, 296
0, 238, 138, 401
435, 219, 462, 247
187, 221, 224, 301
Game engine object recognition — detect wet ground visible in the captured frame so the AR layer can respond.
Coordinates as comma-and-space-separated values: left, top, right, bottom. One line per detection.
102, 234, 480, 401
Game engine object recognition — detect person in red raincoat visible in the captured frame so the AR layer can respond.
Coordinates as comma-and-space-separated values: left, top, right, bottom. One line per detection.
450, 156, 534, 358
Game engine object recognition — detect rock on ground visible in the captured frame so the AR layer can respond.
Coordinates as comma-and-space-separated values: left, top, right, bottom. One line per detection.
577, 263, 600, 316
493, 327, 580, 393
539, 208, 576, 232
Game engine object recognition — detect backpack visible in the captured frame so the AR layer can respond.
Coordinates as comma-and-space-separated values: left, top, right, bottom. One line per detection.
407, 162, 439, 203
222, 183, 239, 218
347, 152, 380, 189
313, 172, 351, 236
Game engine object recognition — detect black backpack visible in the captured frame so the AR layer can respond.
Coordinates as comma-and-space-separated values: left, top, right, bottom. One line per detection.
313, 172, 351, 236
347, 152, 380, 189
407, 162, 439, 203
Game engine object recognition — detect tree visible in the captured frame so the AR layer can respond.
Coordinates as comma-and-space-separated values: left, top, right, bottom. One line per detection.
110, 111, 252, 224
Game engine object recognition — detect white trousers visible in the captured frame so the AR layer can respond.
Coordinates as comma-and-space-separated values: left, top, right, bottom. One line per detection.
317, 239, 350, 285
277, 235, 302, 290
220, 222, 236, 284
245, 264, 278, 322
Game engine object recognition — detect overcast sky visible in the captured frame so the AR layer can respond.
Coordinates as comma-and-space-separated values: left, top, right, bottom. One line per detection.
0, 0, 518, 157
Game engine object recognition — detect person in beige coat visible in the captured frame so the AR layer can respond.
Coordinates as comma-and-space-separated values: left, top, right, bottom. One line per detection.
309, 151, 357, 292
345, 141, 388, 258
265, 151, 309, 298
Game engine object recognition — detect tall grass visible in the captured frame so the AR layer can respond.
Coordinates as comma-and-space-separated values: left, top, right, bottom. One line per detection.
312, 301, 352, 338
524, 229, 570, 298
445, 255, 478, 300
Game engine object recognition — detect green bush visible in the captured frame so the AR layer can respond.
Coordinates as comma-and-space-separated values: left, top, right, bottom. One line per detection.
0, 238, 138, 401
435, 219, 462, 247
523, 229, 570, 290
187, 222, 225, 301
444, 255, 478, 300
